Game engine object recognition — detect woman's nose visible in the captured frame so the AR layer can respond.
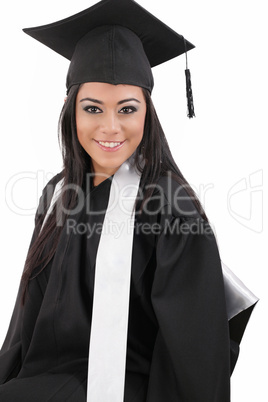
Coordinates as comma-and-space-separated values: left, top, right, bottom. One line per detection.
101, 112, 120, 135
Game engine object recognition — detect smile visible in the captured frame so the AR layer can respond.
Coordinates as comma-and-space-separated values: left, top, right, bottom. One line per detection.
98, 141, 121, 148
95, 140, 125, 152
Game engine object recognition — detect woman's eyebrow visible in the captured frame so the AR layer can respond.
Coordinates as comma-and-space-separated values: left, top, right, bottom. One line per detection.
117, 98, 141, 105
79, 97, 141, 105
80, 97, 103, 104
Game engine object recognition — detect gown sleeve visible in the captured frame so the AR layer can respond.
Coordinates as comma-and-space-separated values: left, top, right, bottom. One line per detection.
146, 216, 231, 402
0, 283, 25, 383
0, 172, 62, 384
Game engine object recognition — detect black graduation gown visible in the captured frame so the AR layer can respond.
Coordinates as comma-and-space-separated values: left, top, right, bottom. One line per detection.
0, 172, 237, 401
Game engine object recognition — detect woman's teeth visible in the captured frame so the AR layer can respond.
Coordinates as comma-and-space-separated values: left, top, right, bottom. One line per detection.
98, 141, 121, 148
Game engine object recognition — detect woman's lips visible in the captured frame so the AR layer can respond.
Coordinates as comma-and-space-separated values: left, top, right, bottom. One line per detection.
94, 139, 126, 152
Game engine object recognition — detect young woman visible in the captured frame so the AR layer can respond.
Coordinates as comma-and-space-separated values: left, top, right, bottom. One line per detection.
0, 0, 257, 401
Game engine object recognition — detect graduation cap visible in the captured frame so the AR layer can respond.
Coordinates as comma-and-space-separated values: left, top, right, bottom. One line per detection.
23, 0, 195, 117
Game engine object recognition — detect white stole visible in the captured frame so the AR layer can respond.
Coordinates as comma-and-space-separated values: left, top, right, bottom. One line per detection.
86, 158, 141, 401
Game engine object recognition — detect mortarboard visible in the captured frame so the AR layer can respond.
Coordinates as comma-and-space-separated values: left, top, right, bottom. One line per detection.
23, 0, 196, 117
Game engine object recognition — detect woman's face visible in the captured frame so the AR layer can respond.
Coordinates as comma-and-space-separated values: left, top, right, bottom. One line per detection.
75, 82, 146, 184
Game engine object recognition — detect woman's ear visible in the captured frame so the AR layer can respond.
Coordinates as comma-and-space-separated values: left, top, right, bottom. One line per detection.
64, 96, 68, 103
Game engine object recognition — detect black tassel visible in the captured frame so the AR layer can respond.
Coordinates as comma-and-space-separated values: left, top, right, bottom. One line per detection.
185, 68, 195, 118
183, 37, 195, 118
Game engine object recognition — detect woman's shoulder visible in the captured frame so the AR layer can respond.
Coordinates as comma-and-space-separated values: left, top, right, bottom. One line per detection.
46, 171, 64, 189
40, 171, 64, 198
155, 174, 202, 220
35, 171, 64, 218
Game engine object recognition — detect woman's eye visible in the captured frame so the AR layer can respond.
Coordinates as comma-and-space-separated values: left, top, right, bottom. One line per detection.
84, 106, 102, 114
119, 106, 137, 114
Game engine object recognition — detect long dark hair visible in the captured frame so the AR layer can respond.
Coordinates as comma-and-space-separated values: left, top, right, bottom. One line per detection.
21, 84, 207, 303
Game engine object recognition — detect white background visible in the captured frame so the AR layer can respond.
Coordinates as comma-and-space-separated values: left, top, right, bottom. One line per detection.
0, 0, 267, 400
